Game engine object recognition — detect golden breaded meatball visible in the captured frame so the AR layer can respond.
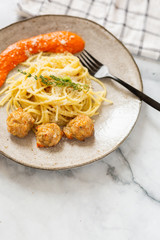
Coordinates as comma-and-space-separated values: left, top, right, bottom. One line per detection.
36, 123, 62, 147
63, 114, 94, 141
7, 108, 35, 138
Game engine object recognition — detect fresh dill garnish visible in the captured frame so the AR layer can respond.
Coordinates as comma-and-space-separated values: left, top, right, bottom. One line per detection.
50, 75, 88, 91
18, 69, 32, 78
18, 69, 27, 75
27, 73, 32, 77
40, 75, 54, 86
18, 70, 89, 91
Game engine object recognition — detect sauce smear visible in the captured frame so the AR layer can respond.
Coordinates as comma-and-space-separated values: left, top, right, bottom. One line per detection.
0, 31, 85, 87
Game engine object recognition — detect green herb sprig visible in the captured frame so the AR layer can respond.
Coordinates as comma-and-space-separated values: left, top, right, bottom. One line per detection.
18, 69, 32, 78
18, 69, 89, 91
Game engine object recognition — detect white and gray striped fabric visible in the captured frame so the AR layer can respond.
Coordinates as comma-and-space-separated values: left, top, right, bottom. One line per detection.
17, 0, 160, 60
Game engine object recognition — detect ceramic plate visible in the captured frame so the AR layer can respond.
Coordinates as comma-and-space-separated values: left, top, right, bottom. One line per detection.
0, 15, 142, 170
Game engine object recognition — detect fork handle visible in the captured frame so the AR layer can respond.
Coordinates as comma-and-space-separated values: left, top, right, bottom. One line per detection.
109, 76, 160, 111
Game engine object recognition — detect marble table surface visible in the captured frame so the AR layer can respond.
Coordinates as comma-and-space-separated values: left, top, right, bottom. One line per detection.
0, 1, 160, 239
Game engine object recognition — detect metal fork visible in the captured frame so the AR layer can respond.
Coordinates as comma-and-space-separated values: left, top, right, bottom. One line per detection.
78, 50, 160, 111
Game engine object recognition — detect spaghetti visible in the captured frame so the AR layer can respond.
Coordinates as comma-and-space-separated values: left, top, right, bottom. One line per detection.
0, 52, 112, 126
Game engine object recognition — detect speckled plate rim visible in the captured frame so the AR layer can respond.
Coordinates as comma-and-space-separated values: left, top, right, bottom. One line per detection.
0, 15, 142, 170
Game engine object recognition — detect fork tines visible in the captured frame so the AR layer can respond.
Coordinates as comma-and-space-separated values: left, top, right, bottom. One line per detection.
78, 49, 102, 75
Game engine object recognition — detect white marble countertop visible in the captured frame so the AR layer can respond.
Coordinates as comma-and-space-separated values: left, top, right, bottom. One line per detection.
0, 1, 160, 239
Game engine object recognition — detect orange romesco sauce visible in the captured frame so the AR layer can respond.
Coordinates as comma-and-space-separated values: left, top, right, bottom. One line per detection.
0, 31, 85, 87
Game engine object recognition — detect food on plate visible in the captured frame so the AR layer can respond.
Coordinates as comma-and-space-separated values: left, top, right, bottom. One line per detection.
36, 123, 62, 147
63, 114, 94, 141
0, 31, 112, 147
0, 52, 111, 126
0, 31, 85, 87
7, 108, 35, 138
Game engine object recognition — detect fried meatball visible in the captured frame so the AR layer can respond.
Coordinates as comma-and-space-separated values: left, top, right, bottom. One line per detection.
36, 123, 62, 147
63, 114, 94, 141
7, 108, 35, 138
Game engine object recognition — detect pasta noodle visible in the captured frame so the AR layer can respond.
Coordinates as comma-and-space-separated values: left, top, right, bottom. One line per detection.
0, 52, 112, 126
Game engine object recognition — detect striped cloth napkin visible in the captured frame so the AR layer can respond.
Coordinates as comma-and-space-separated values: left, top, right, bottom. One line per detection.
17, 0, 160, 60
